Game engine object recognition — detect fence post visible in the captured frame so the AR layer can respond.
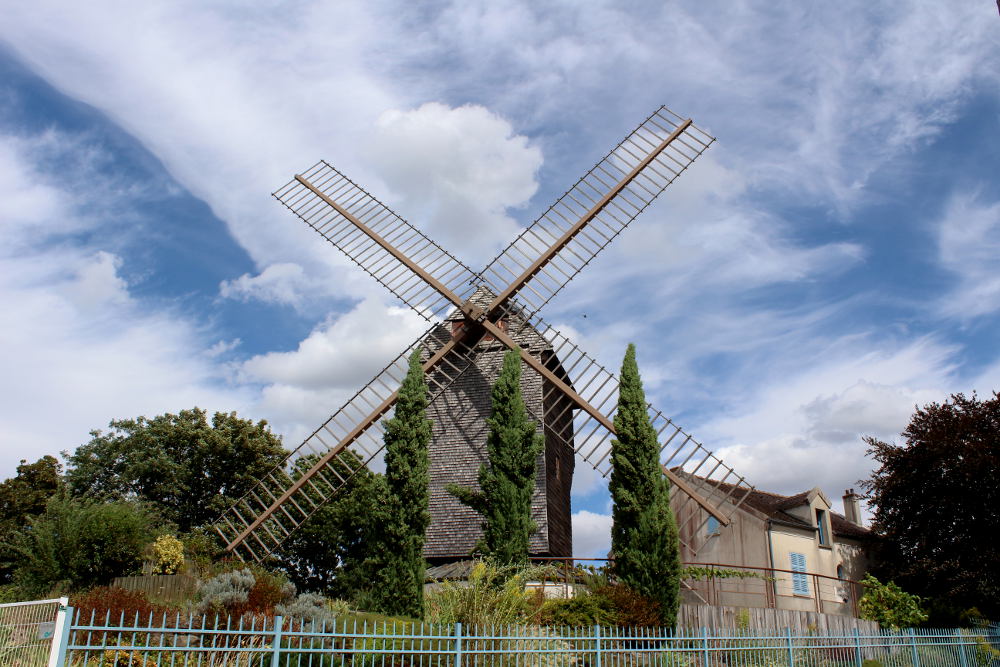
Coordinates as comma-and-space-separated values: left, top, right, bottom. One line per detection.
787, 627, 795, 667
908, 628, 920, 667
853, 627, 862, 667
270, 615, 284, 667
594, 625, 602, 667
49, 604, 74, 667
703, 626, 710, 667
955, 628, 969, 667
454, 622, 463, 667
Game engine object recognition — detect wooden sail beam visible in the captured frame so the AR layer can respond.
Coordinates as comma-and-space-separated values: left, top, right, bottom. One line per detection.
485, 119, 692, 314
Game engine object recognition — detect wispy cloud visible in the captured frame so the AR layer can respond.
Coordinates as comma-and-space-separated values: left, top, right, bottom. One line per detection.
936, 191, 1000, 320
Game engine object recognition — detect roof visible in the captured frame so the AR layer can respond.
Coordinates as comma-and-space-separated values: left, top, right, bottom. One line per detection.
685, 475, 871, 540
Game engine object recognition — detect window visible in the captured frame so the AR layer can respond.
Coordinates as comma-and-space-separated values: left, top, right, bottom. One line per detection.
706, 516, 720, 536
790, 552, 809, 596
816, 508, 829, 545
837, 565, 845, 580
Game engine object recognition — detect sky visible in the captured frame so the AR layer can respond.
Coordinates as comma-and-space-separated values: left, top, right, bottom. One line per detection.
1, 1, 999, 559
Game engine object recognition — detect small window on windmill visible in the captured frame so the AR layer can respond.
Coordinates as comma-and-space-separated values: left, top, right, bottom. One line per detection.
451, 320, 467, 339
706, 515, 720, 536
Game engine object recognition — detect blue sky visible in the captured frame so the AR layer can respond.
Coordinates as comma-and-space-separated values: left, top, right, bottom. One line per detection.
1, 2, 998, 557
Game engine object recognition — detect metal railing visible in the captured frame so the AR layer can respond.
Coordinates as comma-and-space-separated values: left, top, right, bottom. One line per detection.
49, 607, 998, 667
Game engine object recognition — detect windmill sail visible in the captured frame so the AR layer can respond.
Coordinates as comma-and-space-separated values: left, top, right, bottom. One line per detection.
273, 162, 480, 320
479, 107, 714, 319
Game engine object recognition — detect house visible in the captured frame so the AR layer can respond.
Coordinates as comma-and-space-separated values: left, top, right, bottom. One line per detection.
672, 479, 871, 616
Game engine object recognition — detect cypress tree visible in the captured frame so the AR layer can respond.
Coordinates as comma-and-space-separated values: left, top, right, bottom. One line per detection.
609, 343, 681, 626
448, 348, 544, 565
367, 349, 432, 617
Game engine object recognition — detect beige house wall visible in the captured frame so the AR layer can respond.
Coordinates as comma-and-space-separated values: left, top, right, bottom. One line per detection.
676, 484, 868, 616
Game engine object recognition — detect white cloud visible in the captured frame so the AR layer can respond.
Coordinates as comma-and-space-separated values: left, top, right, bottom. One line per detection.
65, 251, 130, 311
238, 298, 429, 443
369, 102, 542, 267
936, 192, 1000, 320
705, 336, 957, 507
0, 133, 251, 478
220, 263, 314, 308
572, 510, 612, 560
0, 249, 250, 477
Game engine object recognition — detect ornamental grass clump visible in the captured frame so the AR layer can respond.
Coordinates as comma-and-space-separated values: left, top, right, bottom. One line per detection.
425, 560, 553, 627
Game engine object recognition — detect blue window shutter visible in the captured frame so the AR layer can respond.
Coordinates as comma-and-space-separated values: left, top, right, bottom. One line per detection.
790, 552, 809, 595
706, 516, 720, 535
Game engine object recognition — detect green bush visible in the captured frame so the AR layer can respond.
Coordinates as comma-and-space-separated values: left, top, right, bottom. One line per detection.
540, 593, 616, 627
7, 493, 157, 596
857, 574, 927, 628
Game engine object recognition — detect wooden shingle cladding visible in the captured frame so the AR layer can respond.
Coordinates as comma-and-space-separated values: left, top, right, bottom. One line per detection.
421, 304, 575, 563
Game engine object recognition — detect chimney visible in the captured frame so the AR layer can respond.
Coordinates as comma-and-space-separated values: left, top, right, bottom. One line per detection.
843, 489, 862, 526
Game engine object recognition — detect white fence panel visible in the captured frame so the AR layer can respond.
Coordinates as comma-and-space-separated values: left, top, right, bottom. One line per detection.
0, 597, 67, 667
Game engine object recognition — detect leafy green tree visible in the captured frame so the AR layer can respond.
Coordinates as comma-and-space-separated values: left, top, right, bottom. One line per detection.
65, 408, 287, 532
857, 574, 928, 628
608, 344, 681, 626
6, 493, 156, 595
448, 349, 544, 565
862, 392, 1000, 622
0, 456, 64, 583
275, 450, 388, 602
366, 350, 432, 618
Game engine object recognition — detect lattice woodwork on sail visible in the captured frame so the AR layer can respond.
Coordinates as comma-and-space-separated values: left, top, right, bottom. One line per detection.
214, 322, 482, 562
479, 107, 714, 320
273, 162, 480, 321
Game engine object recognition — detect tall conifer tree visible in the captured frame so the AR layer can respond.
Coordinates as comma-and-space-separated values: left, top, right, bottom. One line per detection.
448, 349, 543, 564
367, 349, 432, 617
609, 344, 681, 626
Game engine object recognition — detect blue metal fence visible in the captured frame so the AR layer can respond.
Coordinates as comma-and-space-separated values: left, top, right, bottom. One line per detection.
49, 606, 999, 667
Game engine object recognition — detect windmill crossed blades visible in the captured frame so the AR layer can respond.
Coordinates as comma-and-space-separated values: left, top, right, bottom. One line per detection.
213, 106, 754, 564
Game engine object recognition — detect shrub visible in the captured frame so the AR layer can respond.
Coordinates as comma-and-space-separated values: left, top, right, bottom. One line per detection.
276, 592, 340, 629
857, 574, 927, 629
540, 593, 617, 627
71, 586, 176, 626
150, 535, 184, 574
197, 567, 295, 618
8, 494, 157, 596
97, 648, 158, 667
592, 584, 662, 628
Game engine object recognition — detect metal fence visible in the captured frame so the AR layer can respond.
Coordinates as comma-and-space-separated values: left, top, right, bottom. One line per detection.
0, 597, 67, 667
50, 606, 999, 667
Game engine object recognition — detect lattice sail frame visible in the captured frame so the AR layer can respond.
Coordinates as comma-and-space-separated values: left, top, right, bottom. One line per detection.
214, 106, 754, 562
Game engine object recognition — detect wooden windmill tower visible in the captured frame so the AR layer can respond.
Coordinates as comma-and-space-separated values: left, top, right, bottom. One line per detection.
212, 106, 754, 564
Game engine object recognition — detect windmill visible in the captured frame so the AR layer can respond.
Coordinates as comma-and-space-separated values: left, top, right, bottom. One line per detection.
212, 106, 754, 565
